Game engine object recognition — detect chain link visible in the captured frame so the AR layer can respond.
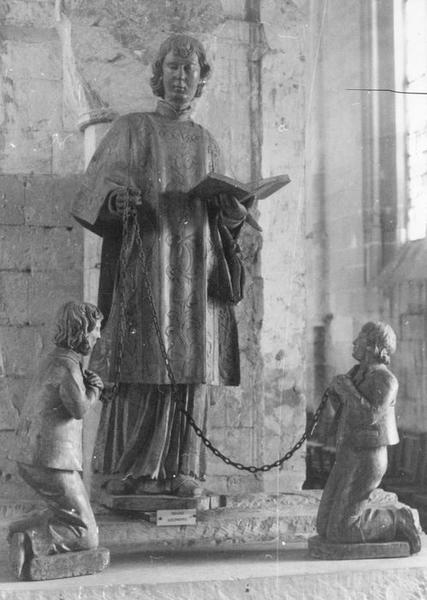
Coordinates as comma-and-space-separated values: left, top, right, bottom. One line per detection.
112, 194, 329, 473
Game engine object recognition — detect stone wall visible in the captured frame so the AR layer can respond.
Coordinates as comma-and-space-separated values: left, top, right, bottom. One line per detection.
0, 0, 308, 497
258, 0, 307, 492
305, 0, 368, 403
0, 1, 84, 495
305, 1, 401, 407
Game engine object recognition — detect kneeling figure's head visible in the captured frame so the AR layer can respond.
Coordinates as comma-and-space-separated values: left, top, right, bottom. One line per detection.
54, 301, 103, 355
352, 321, 396, 365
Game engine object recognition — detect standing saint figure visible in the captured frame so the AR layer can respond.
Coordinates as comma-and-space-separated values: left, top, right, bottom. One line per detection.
316, 321, 422, 554
8, 302, 105, 579
72, 34, 247, 497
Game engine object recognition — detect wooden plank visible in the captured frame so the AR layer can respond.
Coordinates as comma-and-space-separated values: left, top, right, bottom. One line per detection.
100, 491, 227, 513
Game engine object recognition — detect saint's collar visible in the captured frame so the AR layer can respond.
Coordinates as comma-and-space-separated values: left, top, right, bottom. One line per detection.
155, 99, 193, 121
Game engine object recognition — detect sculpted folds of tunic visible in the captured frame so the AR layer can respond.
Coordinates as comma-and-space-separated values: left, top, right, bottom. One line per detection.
73, 101, 240, 387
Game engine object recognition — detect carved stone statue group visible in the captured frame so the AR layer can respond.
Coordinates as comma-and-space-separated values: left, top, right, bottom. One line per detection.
7, 33, 423, 581
8, 32, 248, 581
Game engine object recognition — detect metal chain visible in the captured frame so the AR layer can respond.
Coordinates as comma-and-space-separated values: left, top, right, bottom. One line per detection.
113, 194, 329, 473
112, 196, 134, 395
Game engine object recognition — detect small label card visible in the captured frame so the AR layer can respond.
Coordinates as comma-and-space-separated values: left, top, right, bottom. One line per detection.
156, 509, 197, 526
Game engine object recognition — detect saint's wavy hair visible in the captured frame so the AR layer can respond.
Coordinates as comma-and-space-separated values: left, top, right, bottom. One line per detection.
361, 321, 397, 365
150, 34, 212, 99
54, 301, 103, 353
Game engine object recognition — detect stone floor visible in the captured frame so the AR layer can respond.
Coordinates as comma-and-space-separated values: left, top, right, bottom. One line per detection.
0, 539, 426, 600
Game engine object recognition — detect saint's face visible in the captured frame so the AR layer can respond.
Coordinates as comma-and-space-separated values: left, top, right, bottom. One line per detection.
162, 50, 201, 109
86, 319, 102, 353
352, 329, 369, 361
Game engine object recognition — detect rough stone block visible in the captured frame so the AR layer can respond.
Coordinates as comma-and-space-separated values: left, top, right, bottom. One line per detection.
13, 78, 62, 131
52, 132, 85, 175
263, 463, 308, 495
28, 270, 83, 326
308, 535, 410, 559
207, 391, 228, 428
2, 4, 58, 29
0, 433, 19, 504
0, 272, 29, 325
224, 426, 254, 465
225, 387, 254, 428
0, 326, 43, 377
2, 375, 31, 416
0, 377, 19, 430
1, 127, 52, 174
220, 0, 246, 18
0, 175, 25, 225
28, 546, 110, 581
207, 427, 258, 480
24, 174, 83, 227
205, 463, 234, 484
262, 0, 306, 52
30, 227, 83, 272
0, 226, 32, 271
69, 23, 153, 116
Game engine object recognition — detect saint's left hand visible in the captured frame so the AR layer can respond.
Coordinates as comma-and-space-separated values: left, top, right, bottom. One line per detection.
217, 195, 262, 231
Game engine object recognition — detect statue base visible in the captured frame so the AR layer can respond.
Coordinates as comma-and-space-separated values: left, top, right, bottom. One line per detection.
99, 490, 226, 513
28, 547, 109, 581
308, 535, 410, 559
9, 536, 110, 582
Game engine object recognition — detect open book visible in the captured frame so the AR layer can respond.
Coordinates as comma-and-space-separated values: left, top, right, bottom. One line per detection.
189, 173, 291, 205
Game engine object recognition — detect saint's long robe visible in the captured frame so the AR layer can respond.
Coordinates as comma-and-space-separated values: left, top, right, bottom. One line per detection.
72, 101, 241, 478
73, 101, 240, 387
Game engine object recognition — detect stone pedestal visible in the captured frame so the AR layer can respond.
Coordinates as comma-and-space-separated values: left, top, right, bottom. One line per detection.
0, 492, 321, 562
1, 540, 427, 600
95, 492, 321, 553
1, 494, 426, 598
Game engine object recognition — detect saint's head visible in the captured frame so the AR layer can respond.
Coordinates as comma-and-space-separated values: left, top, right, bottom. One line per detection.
150, 34, 212, 109
352, 321, 396, 365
